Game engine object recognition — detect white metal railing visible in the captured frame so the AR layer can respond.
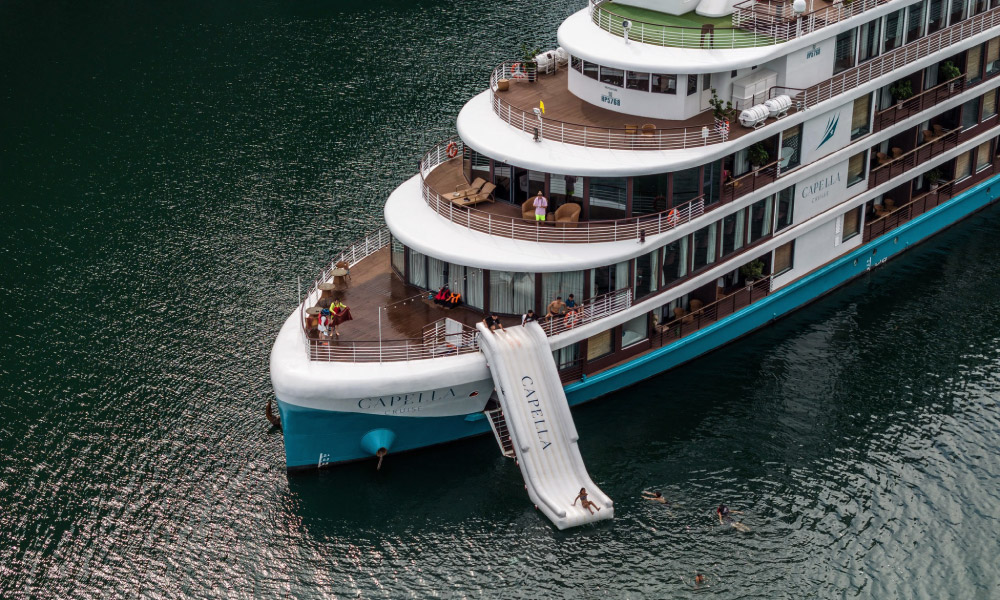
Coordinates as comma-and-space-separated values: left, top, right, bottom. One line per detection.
490, 61, 730, 151
731, 0, 889, 46
420, 136, 705, 243
540, 287, 634, 338
306, 317, 480, 363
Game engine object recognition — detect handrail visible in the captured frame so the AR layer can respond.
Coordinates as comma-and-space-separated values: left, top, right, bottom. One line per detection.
420, 137, 705, 243
657, 276, 773, 344
541, 287, 634, 338
732, 0, 888, 45
869, 127, 960, 177
863, 177, 962, 242
589, 0, 775, 49
307, 317, 480, 363
490, 61, 729, 151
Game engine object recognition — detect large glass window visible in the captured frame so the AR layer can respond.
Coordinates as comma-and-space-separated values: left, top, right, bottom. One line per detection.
652, 73, 677, 94
948, 0, 967, 25
906, 2, 925, 43
748, 196, 774, 243
448, 263, 484, 310
391, 237, 405, 275
859, 19, 880, 62
549, 173, 583, 209
600, 66, 625, 87
775, 186, 795, 231
588, 177, 627, 220
582, 61, 599, 80
673, 166, 701, 204
984, 89, 998, 119
428, 256, 448, 291
626, 71, 650, 91
590, 261, 629, 298
493, 161, 512, 203
489, 271, 535, 315
834, 29, 857, 74
703, 159, 725, 205
661, 238, 689, 285
968, 44, 984, 84
773, 241, 794, 275
586, 329, 613, 360
962, 97, 981, 129
634, 249, 660, 299
927, 0, 945, 34
621, 314, 649, 348
692, 223, 718, 270
976, 140, 992, 171
851, 93, 872, 140
987, 38, 1000, 75
848, 151, 868, 186
955, 150, 973, 180
687, 74, 698, 95
541, 271, 584, 309
553, 342, 580, 371
632, 173, 669, 216
884, 9, 905, 52
571, 55, 582, 72
842, 206, 862, 241
779, 125, 802, 171
721, 211, 746, 257
408, 249, 427, 288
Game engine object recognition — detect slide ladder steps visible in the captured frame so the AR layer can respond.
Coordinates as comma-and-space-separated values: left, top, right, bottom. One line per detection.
485, 408, 516, 458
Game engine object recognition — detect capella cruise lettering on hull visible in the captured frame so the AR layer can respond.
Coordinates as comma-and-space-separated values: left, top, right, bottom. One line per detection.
270, 0, 1000, 529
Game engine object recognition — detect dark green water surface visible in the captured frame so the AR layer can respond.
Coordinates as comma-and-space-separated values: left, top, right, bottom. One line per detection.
2, 1, 1000, 598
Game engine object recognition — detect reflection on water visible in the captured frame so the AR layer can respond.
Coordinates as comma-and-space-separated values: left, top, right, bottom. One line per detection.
2, 0, 1000, 597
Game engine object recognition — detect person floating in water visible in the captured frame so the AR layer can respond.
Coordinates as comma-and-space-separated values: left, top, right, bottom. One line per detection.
642, 491, 668, 505
717, 504, 750, 532
694, 573, 706, 586
572, 487, 601, 515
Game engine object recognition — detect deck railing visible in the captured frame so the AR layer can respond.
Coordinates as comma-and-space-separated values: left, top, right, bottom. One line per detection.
732, 0, 888, 45
420, 137, 705, 243
590, 0, 777, 49
868, 128, 960, 187
306, 317, 480, 363
541, 287, 634, 338
490, 62, 729, 151
299, 226, 390, 326
874, 76, 966, 132
862, 179, 960, 242
655, 277, 773, 346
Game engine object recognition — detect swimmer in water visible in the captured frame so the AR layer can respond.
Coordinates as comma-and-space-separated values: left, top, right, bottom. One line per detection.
642, 491, 669, 504
695, 573, 706, 586
572, 487, 601, 515
716, 504, 750, 532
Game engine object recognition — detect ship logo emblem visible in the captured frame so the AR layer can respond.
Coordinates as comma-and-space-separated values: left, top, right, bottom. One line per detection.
817, 114, 839, 149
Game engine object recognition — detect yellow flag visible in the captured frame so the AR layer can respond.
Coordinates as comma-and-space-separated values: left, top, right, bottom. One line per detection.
539, 101, 545, 114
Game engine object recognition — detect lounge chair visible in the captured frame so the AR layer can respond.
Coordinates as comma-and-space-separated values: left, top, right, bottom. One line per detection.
555, 203, 581, 228
461, 182, 496, 206
641, 124, 657, 136
454, 177, 487, 198
625, 124, 639, 135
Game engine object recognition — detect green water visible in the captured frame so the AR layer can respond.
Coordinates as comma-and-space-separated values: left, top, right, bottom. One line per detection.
2, 1, 1000, 598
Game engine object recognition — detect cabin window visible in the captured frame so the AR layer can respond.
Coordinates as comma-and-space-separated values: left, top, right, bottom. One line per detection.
391, 237, 405, 276
686, 74, 698, 96
973, 0, 988, 14
571, 55, 582, 72
986, 38, 1000, 75
906, 2, 925, 43
851, 94, 872, 140
883, 9, 905, 52
976, 140, 992, 171
847, 151, 868, 186
600, 66, 625, 87
703, 159, 725, 205
586, 329, 613, 360
408, 249, 427, 288
632, 173, 668, 216
927, 0, 945, 34
967, 44, 984, 83
489, 270, 535, 315
984, 90, 998, 119
673, 166, 701, 204
948, 0, 967, 25
583, 61, 599, 80
773, 241, 795, 276
954, 150, 973, 180
779, 125, 802, 171
588, 177, 627, 220
621, 314, 648, 348
634, 249, 660, 299
775, 186, 795, 231
692, 223, 718, 270
842, 206, 862, 241
721, 211, 746, 257
549, 173, 583, 207
748, 196, 774, 243
428, 257, 448, 291
859, 19, 880, 63
834, 29, 857, 74
553, 343, 581, 371
661, 238, 689, 286
590, 261, 629, 298
962, 97, 981, 129
542, 271, 584, 309
651, 73, 677, 94
461, 266, 484, 309
626, 71, 650, 91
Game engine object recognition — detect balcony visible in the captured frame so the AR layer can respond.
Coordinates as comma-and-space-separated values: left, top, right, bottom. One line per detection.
589, 0, 776, 49
868, 128, 960, 187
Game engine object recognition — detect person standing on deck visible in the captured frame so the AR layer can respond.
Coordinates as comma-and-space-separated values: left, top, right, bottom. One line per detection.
532, 190, 548, 223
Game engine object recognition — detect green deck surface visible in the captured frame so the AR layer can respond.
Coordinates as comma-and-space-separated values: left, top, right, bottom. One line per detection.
602, 1, 774, 47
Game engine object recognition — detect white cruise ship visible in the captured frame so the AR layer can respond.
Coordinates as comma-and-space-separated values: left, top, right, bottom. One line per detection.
270, 0, 1000, 528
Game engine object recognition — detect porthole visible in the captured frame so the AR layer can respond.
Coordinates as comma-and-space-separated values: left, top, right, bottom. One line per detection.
469, 391, 479, 397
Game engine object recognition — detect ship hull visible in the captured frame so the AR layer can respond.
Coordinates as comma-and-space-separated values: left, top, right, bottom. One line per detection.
275, 176, 999, 470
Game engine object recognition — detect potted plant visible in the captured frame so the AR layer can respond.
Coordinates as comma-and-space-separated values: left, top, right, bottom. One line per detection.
740, 259, 765, 285
519, 43, 541, 83
708, 88, 736, 127
748, 143, 770, 171
889, 79, 913, 105
940, 60, 961, 82
926, 168, 943, 191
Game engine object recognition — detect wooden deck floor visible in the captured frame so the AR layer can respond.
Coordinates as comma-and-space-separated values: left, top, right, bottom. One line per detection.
311, 247, 514, 341
498, 69, 751, 142
424, 157, 522, 219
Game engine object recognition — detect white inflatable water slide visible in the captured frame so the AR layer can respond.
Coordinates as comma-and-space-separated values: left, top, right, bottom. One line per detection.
476, 322, 614, 529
